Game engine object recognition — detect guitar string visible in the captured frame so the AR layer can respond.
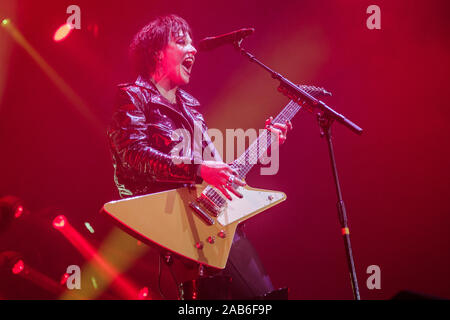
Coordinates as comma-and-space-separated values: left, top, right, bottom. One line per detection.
204, 103, 299, 208
204, 90, 308, 207
233, 97, 300, 174
205, 99, 301, 207
233, 98, 300, 177
237, 85, 315, 169
203, 87, 322, 207
205, 111, 294, 207
204, 100, 299, 207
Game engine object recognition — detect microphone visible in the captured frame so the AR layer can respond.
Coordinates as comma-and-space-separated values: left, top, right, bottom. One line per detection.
198, 28, 255, 51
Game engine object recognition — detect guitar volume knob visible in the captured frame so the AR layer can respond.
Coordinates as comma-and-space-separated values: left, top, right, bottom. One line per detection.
218, 230, 226, 238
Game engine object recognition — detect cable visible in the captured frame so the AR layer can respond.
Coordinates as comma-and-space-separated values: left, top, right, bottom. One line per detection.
157, 255, 166, 299
158, 253, 181, 300
167, 263, 181, 300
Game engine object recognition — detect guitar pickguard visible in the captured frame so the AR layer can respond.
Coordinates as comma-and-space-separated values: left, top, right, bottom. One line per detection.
216, 187, 285, 226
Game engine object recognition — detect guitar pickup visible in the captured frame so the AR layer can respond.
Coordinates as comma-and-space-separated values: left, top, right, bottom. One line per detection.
197, 194, 222, 217
189, 202, 215, 226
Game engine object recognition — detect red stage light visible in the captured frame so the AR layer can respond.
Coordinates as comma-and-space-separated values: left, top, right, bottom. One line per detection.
138, 286, 149, 300
53, 23, 72, 42
12, 259, 25, 274
13, 205, 24, 218
60, 272, 70, 285
53, 215, 67, 229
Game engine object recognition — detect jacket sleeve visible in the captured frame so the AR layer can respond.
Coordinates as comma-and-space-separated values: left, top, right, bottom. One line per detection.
108, 87, 201, 183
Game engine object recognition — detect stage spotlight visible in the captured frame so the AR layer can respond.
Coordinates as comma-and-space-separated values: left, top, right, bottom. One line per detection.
52, 215, 67, 229
14, 205, 24, 218
0, 251, 23, 271
53, 215, 141, 300
11, 259, 25, 275
0, 195, 29, 233
53, 23, 72, 42
1, 19, 104, 137
1, 19, 10, 26
84, 222, 95, 234
60, 272, 70, 286
1, 251, 66, 296
137, 286, 150, 300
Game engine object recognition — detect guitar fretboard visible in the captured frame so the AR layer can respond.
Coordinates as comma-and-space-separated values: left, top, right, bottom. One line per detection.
229, 99, 301, 178
203, 85, 330, 206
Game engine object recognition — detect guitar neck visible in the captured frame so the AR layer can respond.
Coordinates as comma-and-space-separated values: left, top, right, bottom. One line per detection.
229, 100, 300, 178
201, 85, 330, 204
230, 85, 327, 179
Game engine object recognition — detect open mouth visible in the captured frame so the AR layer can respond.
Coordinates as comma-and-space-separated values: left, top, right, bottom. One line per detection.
182, 56, 195, 75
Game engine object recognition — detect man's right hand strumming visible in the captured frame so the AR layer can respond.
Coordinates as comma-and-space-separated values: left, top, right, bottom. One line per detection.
199, 161, 246, 200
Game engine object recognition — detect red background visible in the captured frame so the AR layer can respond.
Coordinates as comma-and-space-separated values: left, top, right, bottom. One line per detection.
0, 0, 449, 299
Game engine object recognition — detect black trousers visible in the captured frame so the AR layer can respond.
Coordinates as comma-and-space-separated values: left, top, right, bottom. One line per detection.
219, 227, 274, 299
162, 227, 274, 299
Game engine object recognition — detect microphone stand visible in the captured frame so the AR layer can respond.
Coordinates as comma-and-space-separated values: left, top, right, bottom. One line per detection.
233, 40, 362, 300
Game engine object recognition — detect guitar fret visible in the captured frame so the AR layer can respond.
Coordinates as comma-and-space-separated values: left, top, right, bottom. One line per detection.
202, 85, 329, 208
232, 99, 301, 178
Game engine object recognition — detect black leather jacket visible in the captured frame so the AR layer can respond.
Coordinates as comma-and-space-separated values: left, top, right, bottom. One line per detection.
108, 76, 207, 198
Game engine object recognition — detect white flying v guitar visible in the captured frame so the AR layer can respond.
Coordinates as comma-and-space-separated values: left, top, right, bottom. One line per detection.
102, 85, 331, 269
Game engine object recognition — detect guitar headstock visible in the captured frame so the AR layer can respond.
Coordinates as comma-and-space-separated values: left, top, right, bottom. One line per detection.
297, 84, 332, 97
